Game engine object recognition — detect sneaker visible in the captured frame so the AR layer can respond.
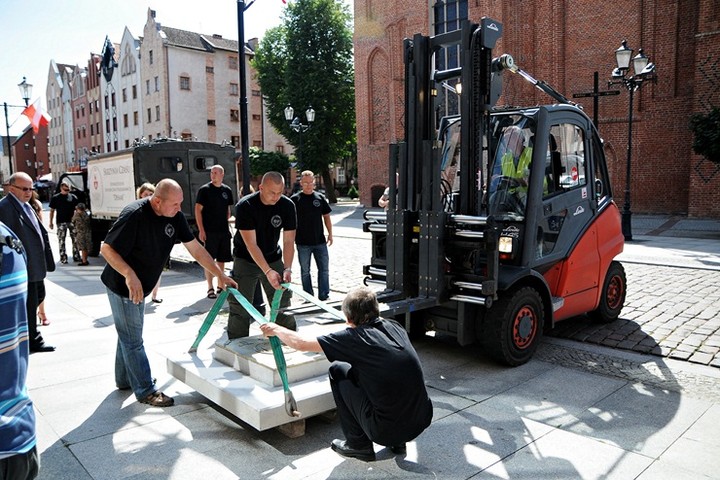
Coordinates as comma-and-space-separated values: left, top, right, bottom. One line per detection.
139, 391, 174, 407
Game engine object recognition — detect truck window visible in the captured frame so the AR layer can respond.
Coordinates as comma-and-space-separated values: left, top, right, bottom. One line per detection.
488, 117, 536, 219
552, 124, 586, 190
158, 156, 184, 172
195, 156, 219, 171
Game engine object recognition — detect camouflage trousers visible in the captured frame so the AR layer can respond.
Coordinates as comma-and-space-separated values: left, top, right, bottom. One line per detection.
57, 222, 80, 262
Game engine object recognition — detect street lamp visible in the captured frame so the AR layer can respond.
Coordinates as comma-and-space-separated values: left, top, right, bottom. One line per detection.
2, 77, 35, 178
609, 40, 657, 241
284, 105, 315, 169
18, 77, 32, 107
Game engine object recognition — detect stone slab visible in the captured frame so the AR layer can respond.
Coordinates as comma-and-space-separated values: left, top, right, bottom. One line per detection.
213, 335, 331, 387
165, 340, 336, 431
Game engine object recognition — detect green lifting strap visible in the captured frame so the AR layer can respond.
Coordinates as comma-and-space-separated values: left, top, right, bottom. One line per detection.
187, 286, 301, 417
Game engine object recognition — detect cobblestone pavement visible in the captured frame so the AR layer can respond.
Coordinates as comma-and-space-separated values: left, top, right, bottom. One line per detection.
172, 203, 720, 370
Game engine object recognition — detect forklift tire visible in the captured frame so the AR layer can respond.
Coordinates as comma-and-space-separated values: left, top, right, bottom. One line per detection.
589, 261, 626, 323
482, 287, 544, 367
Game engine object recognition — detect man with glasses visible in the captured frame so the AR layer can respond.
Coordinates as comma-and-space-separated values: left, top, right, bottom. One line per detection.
0, 172, 56, 353
49, 181, 80, 264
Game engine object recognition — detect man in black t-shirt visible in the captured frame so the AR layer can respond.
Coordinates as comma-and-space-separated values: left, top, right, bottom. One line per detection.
260, 287, 433, 462
101, 179, 237, 407
228, 171, 297, 339
291, 170, 333, 300
48, 182, 80, 264
195, 165, 234, 299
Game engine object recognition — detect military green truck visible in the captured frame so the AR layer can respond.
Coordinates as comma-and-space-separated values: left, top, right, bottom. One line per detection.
58, 139, 238, 255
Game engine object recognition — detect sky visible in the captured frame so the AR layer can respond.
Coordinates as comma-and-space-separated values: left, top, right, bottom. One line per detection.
0, 0, 352, 137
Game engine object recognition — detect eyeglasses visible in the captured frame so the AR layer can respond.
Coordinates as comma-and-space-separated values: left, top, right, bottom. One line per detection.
11, 185, 35, 192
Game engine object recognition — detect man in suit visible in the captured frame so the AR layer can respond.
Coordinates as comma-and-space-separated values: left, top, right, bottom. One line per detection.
0, 172, 56, 353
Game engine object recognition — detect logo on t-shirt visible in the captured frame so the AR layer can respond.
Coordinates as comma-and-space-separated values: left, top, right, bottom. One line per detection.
271, 214, 282, 228
313, 199, 321, 208
165, 224, 175, 238
222, 192, 229, 200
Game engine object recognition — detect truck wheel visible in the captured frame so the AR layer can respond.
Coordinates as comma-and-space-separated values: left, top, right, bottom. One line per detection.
590, 261, 626, 323
482, 287, 544, 366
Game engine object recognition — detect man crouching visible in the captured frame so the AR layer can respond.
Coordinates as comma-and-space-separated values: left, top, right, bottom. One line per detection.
260, 287, 433, 461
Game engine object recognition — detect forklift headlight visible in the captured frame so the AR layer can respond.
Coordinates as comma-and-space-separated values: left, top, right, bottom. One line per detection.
499, 236, 514, 253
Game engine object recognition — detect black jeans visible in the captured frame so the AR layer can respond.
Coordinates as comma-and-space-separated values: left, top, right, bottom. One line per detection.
0, 446, 39, 480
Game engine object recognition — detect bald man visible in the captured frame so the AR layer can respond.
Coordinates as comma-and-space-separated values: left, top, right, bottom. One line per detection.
101, 179, 237, 407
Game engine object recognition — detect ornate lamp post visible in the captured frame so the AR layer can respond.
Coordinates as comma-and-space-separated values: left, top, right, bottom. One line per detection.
284, 105, 315, 169
2, 77, 33, 177
608, 40, 657, 241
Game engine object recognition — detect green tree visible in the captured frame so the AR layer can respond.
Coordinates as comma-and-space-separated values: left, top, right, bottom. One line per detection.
248, 147, 291, 177
253, 0, 355, 203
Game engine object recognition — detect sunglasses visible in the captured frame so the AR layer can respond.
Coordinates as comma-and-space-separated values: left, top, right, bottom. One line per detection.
12, 185, 35, 192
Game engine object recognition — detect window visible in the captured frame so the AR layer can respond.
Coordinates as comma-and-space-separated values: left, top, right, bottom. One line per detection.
179, 76, 191, 90
89, 102, 93, 114
154, 76, 159, 92
252, 114, 262, 121
147, 108, 152, 123
230, 82, 239, 96
133, 111, 138, 125
81, 105, 85, 117
230, 109, 239, 122
433, 0, 468, 119
275, 145, 284, 153
146, 80, 150, 95
111, 93, 116, 107
155, 105, 160, 121
90, 124, 94, 135
112, 117, 117, 131
206, 66, 214, 73
207, 119, 216, 126
252, 140, 262, 147
149, 50, 153, 65
132, 85, 137, 99
122, 88, 127, 102
125, 140, 130, 148
231, 135, 240, 147
228, 56, 238, 70
337, 166, 346, 184
251, 90, 261, 97
123, 114, 128, 128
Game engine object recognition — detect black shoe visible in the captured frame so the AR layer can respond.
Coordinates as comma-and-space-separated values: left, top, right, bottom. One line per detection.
330, 439, 375, 462
390, 444, 407, 455
60, 258, 68, 264
30, 343, 56, 353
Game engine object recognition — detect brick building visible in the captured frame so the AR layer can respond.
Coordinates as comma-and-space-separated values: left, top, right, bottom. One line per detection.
354, 0, 720, 217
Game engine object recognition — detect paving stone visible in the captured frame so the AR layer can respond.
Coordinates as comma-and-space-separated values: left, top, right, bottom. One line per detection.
688, 352, 714, 365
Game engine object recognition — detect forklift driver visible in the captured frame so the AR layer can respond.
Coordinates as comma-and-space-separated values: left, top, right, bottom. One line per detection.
489, 125, 533, 215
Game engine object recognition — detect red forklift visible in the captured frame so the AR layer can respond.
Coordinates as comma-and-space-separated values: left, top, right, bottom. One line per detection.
363, 18, 626, 366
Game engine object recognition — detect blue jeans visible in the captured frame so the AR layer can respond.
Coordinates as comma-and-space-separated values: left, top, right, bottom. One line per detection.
297, 243, 330, 300
107, 288, 155, 400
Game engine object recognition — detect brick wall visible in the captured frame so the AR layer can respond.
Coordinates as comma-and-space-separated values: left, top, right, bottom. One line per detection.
355, 0, 719, 218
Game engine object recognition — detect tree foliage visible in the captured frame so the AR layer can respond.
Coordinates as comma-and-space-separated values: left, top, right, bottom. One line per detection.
689, 107, 720, 165
248, 147, 291, 177
252, 0, 355, 202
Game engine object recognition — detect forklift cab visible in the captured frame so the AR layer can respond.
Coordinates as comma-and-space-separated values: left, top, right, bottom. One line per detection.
439, 105, 615, 271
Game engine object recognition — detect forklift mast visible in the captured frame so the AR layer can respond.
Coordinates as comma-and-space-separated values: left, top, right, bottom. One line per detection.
367, 18, 504, 314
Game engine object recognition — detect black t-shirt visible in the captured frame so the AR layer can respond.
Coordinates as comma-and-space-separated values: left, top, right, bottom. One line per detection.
291, 191, 332, 246
49, 192, 79, 223
195, 182, 234, 232
233, 192, 296, 263
101, 198, 194, 297
317, 318, 433, 439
